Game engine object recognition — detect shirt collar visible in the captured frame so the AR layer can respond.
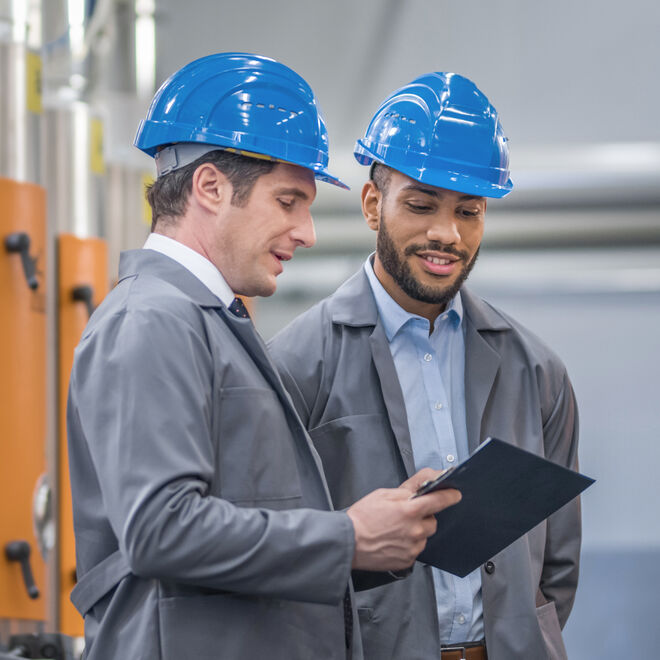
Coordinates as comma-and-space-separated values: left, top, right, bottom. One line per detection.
363, 255, 463, 342
143, 233, 235, 307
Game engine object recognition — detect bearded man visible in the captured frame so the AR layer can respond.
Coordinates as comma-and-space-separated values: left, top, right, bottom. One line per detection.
268, 72, 581, 660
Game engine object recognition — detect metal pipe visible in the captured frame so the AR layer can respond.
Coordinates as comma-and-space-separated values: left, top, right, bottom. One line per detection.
0, 0, 42, 183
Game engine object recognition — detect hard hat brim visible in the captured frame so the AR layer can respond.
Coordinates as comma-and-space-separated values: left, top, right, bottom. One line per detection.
149, 140, 349, 190
354, 140, 512, 199
136, 120, 349, 190
313, 168, 350, 190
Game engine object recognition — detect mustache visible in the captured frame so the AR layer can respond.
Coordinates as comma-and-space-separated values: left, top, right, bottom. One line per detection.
403, 243, 469, 261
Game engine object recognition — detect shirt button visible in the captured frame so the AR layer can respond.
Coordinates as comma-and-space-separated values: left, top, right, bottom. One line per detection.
423, 353, 432, 362
446, 454, 455, 463
485, 560, 495, 574
457, 614, 466, 625
434, 402, 443, 410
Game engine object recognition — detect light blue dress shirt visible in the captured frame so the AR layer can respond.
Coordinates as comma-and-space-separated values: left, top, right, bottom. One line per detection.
364, 258, 484, 644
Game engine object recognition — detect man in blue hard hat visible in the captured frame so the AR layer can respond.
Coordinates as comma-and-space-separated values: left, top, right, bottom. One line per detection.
66, 54, 461, 660
269, 72, 580, 660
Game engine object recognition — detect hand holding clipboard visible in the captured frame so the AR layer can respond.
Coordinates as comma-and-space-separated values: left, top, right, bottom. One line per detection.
411, 437, 594, 577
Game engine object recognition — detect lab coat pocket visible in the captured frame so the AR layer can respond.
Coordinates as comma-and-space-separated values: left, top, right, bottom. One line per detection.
158, 593, 345, 660
536, 600, 568, 660
216, 386, 302, 507
309, 413, 402, 508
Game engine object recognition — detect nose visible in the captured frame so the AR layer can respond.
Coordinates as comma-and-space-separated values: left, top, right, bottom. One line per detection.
291, 210, 316, 249
426, 209, 460, 245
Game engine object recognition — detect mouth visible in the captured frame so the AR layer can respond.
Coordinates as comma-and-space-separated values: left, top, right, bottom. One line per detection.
271, 250, 292, 274
272, 250, 292, 262
416, 251, 460, 276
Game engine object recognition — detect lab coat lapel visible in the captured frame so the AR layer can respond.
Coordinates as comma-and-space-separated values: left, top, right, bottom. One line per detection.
369, 321, 417, 478
462, 290, 505, 453
217, 307, 334, 504
217, 307, 284, 395
333, 269, 417, 478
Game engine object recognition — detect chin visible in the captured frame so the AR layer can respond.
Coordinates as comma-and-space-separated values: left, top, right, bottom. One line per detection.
251, 279, 278, 298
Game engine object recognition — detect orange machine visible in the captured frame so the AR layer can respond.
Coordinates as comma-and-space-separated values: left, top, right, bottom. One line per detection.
56, 234, 109, 636
0, 177, 47, 622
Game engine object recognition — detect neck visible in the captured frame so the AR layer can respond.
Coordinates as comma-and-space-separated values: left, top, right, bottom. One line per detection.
156, 217, 212, 263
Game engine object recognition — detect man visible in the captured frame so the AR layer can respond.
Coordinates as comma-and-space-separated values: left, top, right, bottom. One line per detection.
269, 72, 581, 660
66, 54, 460, 660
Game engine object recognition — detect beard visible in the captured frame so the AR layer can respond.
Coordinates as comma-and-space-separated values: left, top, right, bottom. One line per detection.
376, 210, 480, 307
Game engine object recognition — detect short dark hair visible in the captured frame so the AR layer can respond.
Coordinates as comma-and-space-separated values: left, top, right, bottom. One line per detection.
369, 162, 393, 196
146, 149, 276, 230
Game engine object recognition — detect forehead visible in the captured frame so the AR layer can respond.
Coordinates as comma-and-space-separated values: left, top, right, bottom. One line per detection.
257, 162, 317, 199
388, 169, 484, 202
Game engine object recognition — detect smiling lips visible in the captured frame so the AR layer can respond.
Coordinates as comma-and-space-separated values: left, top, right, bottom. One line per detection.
417, 252, 459, 276
271, 250, 292, 274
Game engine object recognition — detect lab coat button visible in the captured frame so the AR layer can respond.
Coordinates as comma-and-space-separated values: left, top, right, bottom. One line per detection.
485, 560, 495, 574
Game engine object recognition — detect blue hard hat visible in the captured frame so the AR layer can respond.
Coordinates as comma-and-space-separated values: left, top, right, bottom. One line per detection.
135, 52, 348, 189
354, 72, 512, 198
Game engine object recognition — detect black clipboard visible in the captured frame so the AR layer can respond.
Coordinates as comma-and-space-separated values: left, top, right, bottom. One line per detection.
414, 437, 594, 577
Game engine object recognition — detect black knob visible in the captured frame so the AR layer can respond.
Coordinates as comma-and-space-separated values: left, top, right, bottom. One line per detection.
7, 633, 74, 660
4, 540, 40, 599
4, 233, 39, 290
71, 284, 95, 318
40, 643, 58, 658
1, 644, 30, 657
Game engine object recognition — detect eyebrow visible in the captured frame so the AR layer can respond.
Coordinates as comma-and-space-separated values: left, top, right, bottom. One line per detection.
273, 187, 311, 201
400, 184, 484, 202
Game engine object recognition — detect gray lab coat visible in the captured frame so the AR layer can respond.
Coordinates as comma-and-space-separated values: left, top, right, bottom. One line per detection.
269, 268, 581, 660
67, 250, 363, 660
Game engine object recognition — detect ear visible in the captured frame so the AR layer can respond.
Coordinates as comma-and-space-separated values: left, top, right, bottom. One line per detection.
361, 180, 381, 232
190, 162, 230, 214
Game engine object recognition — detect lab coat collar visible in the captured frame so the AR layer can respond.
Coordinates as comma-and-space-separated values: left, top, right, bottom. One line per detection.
330, 266, 510, 333
118, 249, 226, 309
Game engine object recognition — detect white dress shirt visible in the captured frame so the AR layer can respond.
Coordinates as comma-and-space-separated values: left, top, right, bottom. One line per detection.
143, 233, 235, 307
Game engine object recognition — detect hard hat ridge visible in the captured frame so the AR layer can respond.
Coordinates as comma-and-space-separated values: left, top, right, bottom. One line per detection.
354, 72, 512, 198
135, 52, 347, 189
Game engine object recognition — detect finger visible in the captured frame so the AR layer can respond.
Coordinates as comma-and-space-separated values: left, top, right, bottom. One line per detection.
411, 488, 461, 516
399, 468, 447, 493
422, 514, 438, 538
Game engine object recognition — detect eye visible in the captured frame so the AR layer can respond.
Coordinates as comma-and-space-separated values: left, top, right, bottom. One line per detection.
278, 197, 295, 210
458, 207, 482, 218
406, 202, 433, 213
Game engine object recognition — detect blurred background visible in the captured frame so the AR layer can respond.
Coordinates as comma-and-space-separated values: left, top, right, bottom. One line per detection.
1, 1, 658, 658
